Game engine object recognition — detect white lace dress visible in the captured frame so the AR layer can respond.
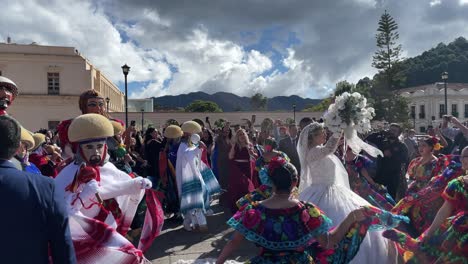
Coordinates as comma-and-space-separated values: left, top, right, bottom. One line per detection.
297, 126, 397, 264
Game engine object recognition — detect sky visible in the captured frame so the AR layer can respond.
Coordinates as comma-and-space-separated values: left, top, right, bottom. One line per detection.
1, 0, 467, 99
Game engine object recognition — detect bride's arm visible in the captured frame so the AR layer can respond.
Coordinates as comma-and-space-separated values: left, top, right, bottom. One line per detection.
307, 132, 341, 161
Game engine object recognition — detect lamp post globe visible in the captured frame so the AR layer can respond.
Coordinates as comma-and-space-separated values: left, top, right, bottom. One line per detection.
121, 64, 130, 128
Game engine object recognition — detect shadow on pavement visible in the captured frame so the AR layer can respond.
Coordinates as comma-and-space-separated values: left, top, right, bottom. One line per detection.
144, 202, 257, 262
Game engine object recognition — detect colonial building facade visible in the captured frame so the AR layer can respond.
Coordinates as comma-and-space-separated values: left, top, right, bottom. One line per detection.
0, 42, 124, 131
398, 82, 468, 133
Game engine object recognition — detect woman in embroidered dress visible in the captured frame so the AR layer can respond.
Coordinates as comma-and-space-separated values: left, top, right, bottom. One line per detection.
344, 147, 395, 211
384, 147, 468, 263
391, 154, 462, 238
177, 121, 220, 232
217, 158, 408, 264
227, 129, 258, 214
405, 137, 444, 196
298, 122, 398, 264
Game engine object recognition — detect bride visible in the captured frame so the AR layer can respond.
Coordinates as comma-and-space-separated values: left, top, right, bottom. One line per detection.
298, 122, 397, 264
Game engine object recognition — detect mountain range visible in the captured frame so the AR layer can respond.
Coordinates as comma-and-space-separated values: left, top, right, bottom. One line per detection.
152, 92, 321, 112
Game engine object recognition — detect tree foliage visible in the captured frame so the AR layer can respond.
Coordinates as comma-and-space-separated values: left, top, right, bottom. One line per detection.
372, 10, 405, 90
250, 93, 268, 110
185, 100, 223, 112
397, 37, 468, 88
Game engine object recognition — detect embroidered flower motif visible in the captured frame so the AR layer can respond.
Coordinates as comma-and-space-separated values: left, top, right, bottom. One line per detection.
308, 207, 321, 217
305, 216, 322, 231
242, 208, 261, 229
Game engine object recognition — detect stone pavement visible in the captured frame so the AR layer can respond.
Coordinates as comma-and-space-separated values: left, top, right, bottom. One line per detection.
145, 200, 257, 263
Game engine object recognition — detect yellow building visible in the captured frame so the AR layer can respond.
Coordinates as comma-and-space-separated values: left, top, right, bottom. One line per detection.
0, 42, 124, 131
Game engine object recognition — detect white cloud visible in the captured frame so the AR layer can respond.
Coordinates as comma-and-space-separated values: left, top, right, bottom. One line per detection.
0, 0, 171, 87
1, 0, 467, 100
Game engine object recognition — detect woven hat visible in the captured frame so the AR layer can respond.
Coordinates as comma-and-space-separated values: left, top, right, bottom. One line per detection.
181, 121, 202, 134
20, 127, 34, 151
31, 133, 46, 151
164, 125, 183, 139
68, 114, 113, 143
0, 76, 18, 100
110, 120, 124, 136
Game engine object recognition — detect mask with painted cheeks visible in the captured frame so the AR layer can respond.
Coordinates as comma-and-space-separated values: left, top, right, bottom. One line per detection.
79, 139, 107, 166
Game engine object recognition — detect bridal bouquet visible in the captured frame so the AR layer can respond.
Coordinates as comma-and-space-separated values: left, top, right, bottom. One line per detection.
324, 92, 375, 134
324, 92, 382, 157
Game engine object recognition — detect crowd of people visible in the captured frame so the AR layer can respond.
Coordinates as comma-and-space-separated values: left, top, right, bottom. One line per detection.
1, 74, 467, 264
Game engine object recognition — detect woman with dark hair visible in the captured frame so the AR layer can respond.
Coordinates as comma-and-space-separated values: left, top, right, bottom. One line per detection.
227, 129, 257, 214
405, 137, 445, 196
201, 128, 214, 166
217, 157, 408, 264
144, 127, 164, 179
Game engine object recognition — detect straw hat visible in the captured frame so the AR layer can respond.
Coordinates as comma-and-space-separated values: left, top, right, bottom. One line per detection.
181, 121, 202, 134
110, 120, 124, 136
20, 127, 34, 151
68, 114, 113, 143
164, 125, 183, 139
31, 133, 46, 151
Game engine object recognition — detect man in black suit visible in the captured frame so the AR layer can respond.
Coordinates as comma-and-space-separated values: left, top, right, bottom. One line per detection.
279, 123, 301, 175
0, 115, 76, 264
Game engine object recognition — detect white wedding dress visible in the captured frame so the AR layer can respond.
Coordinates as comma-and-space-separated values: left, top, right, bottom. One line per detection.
297, 123, 397, 264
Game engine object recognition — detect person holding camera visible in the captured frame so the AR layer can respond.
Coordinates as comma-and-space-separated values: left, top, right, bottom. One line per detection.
366, 123, 409, 201
440, 115, 468, 155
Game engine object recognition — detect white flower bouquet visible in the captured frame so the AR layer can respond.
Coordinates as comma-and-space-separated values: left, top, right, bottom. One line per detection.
324, 92, 382, 157
324, 92, 375, 134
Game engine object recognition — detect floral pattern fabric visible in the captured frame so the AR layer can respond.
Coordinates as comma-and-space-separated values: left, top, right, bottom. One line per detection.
392, 155, 462, 237
345, 156, 395, 211
385, 176, 468, 264
228, 202, 409, 264
405, 157, 444, 196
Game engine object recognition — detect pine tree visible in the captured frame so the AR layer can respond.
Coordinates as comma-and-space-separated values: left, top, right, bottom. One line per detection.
372, 10, 404, 91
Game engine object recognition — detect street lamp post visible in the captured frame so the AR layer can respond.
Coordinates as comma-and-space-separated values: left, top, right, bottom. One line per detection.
441, 72, 448, 115
141, 108, 144, 132
293, 104, 296, 123
121, 64, 130, 128
105, 97, 110, 114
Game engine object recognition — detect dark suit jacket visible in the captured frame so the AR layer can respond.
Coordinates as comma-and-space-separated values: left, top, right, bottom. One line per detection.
0, 159, 76, 264
279, 136, 301, 175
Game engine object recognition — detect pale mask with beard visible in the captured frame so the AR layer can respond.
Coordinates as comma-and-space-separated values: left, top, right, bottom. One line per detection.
80, 140, 106, 165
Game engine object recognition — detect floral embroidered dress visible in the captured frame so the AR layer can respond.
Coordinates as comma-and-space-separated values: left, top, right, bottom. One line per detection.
405, 157, 444, 196
345, 156, 395, 211
228, 202, 409, 264
384, 176, 468, 263
392, 155, 463, 237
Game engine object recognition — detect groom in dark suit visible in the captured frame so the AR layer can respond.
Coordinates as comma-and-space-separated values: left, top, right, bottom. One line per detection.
279, 124, 301, 176
0, 115, 76, 264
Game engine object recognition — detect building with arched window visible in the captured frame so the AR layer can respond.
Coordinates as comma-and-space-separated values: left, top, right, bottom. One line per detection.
398, 82, 468, 133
